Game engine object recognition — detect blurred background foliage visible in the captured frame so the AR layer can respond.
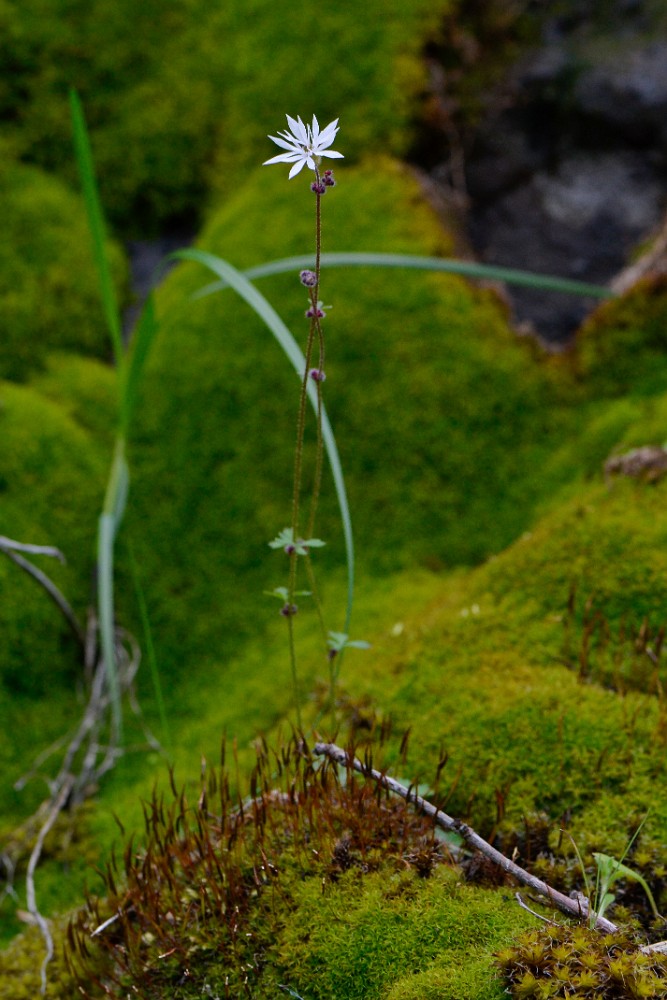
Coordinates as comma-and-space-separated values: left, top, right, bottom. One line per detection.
0, 0, 445, 233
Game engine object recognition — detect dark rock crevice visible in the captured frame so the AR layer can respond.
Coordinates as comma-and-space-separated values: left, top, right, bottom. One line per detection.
413, 0, 667, 344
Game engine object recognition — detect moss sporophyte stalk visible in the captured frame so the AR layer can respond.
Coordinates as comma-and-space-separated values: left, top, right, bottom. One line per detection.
264, 115, 366, 729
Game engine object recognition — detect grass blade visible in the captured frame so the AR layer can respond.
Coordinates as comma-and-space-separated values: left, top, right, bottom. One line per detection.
71, 86, 124, 738
169, 248, 355, 632
193, 252, 616, 302
69, 88, 124, 365
98, 512, 122, 743
98, 437, 130, 743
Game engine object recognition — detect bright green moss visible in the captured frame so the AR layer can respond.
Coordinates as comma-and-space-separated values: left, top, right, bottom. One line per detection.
0, 367, 115, 871
265, 867, 533, 1000
0, 161, 126, 381
0, 0, 447, 232
0, 376, 111, 690
572, 281, 667, 399
0, 920, 77, 999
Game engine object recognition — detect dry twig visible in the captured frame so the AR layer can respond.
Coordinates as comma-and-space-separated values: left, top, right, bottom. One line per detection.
313, 741, 619, 934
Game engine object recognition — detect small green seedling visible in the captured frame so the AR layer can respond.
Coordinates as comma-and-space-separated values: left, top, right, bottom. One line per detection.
569, 815, 660, 927
591, 851, 661, 924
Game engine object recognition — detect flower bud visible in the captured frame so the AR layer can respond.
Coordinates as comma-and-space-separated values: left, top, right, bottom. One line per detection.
305, 304, 326, 318
299, 269, 318, 287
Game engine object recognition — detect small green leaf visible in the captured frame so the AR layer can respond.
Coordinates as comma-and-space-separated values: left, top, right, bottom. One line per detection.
593, 853, 661, 919
327, 631, 371, 653
269, 528, 294, 550
264, 586, 311, 600
269, 528, 325, 555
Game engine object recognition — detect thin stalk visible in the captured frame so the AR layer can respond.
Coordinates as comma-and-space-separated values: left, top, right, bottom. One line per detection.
286, 613, 302, 732
306, 176, 326, 541
286, 177, 326, 728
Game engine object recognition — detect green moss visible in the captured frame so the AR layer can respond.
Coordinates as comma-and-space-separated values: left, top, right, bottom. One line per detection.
0, 367, 113, 900
67, 738, 536, 1000
6, 26, 667, 993
497, 924, 667, 999
0, 160, 127, 381
0, 376, 111, 692
0, 920, 78, 999
0, 0, 447, 231
572, 280, 667, 399
269, 867, 532, 1000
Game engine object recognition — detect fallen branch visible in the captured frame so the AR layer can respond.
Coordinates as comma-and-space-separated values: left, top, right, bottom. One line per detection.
26, 776, 75, 996
313, 741, 618, 934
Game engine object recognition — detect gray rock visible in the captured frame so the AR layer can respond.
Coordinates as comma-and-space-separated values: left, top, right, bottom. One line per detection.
574, 42, 667, 148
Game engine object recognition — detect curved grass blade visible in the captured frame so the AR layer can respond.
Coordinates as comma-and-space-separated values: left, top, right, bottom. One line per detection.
169, 248, 355, 633
71, 88, 128, 741
69, 88, 124, 365
98, 438, 130, 742
193, 252, 615, 302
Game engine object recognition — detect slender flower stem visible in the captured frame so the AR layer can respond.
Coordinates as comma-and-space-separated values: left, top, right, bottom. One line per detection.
286, 612, 302, 732
307, 179, 326, 540
286, 170, 324, 729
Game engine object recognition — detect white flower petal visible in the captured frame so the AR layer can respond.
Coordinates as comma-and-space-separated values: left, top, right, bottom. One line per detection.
317, 119, 339, 146
288, 159, 307, 179
321, 150, 344, 160
287, 114, 309, 145
276, 128, 300, 146
263, 152, 298, 165
267, 134, 301, 153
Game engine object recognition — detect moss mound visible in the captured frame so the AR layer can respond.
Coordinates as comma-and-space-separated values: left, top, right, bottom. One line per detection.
0, 372, 113, 690
65, 738, 534, 1000
0, 161, 126, 381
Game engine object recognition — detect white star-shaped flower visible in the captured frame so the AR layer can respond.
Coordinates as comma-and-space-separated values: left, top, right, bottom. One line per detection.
263, 114, 343, 179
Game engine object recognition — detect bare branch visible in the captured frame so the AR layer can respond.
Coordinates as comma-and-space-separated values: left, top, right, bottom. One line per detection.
25, 776, 75, 995
0, 535, 66, 561
313, 741, 619, 934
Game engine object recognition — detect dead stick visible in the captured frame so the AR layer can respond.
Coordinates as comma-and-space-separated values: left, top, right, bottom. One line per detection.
313, 741, 618, 934
26, 774, 75, 995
